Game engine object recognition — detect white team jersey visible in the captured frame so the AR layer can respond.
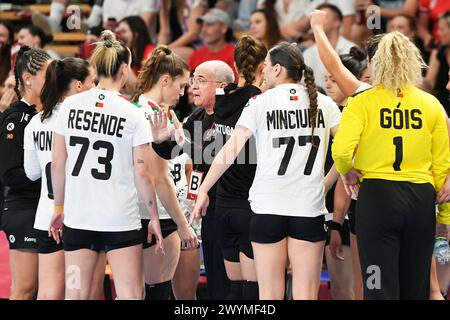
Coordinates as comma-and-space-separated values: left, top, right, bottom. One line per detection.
236, 83, 341, 217
23, 106, 59, 231
54, 88, 152, 231
137, 95, 189, 220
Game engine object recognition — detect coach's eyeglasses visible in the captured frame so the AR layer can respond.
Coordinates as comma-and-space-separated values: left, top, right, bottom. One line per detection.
189, 77, 221, 87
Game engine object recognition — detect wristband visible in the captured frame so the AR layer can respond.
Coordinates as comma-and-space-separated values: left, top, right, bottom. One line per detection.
54, 205, 64, 215
329, 221, 343, 233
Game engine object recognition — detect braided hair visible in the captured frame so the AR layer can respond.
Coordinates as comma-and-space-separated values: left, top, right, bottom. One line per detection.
234, 35, 267, 87
13, 45, 51, 100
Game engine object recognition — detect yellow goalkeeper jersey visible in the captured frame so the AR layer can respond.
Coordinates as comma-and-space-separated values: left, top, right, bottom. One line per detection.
332, 84, 450, 224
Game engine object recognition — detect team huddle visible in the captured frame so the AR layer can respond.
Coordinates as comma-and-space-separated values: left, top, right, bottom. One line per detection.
0, 9, 449, 301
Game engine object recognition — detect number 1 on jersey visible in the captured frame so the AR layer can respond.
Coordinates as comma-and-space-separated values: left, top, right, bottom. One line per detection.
393, 136, 403, 171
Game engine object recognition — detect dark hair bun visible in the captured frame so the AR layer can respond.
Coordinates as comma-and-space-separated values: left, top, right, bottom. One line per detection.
348, 46, 366, 61
18, 45, 31, 56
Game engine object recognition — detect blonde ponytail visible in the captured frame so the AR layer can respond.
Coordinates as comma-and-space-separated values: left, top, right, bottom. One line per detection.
91, 30, 131, 79
371, 31, 426, 93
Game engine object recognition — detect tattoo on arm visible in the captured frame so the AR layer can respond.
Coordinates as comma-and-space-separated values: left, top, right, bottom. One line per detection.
137, 159, 145, 164
148, 200, 153, 206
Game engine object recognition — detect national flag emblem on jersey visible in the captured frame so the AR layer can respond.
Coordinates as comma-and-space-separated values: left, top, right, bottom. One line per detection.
95, 102, 104, 108
290, 96, 298, 101
6, 133, 13, 140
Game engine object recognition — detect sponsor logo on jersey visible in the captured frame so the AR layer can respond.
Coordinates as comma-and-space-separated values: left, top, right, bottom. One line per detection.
24, 237, 37, 243
6, 122, 14, 131
290, 89, 296, 94
6, 133, 13, 140
8, 235, 15, 243
98, 94, 105, 100
95, 102, 104, 108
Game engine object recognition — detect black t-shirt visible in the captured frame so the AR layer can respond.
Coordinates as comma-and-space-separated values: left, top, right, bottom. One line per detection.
436, 46, 450, 116
152, 106, 218, 201
0, 100, 40, 211
214, 84, 261, 209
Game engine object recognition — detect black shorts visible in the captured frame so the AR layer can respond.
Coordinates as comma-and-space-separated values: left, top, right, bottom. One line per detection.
347, 199, 357, 235
250, 213, 327, 244
325, 219, 351, 247
62, 224, 143, 253
2, 209, 37, 250
35, 229, 63, 254
216, 206, 253, 262
141, 219, 178, 249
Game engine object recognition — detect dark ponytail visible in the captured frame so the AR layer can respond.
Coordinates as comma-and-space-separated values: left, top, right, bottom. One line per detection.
41, 57, 90, 121
13, 45, 51, 100
234, 35, 267, 87
268, 42, 319, 139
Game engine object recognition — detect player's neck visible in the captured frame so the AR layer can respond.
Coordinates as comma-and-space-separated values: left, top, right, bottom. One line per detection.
96, 78, 123, 93
143, 89, 162, 108
23, 92, 41, 111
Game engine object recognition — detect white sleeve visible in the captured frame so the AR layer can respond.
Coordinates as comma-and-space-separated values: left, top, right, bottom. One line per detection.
327, 98, 342, 128
24, 149, 42, 181
133, 110, 153, 147
54, 103, 67, 136
355, 83, 372, 95
23, 120, 35, 151
23, 120, 42, 181
236, 96, 260, 134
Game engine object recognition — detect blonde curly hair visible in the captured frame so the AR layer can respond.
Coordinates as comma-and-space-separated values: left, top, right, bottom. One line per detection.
371, 31, 426, 93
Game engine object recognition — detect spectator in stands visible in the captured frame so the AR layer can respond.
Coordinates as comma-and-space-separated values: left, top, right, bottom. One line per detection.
0, 22, 13, 87
418, 0, 450, 48
32, 0, 159, 34
258, 0, 356, 41
79, 26, 104, 60
249, 8, 283, 49
387, 14, 429, 60
357, 0, 418, 19
215, 0, 258, 31
16, 26, 60, 59
116, 16, 155, 74
351, 0, 417, 45
303, 4, 357, 91
0, 76, 17, 113
423, 11, 450, 115
386, 14, 417, 38
189, 8, 237, 81
158, 0, 208, 62
116, 15, 156, 97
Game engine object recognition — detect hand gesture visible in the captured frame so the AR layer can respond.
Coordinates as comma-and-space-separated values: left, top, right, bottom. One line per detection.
148, 219, 165, 255
190, 192, 209, 225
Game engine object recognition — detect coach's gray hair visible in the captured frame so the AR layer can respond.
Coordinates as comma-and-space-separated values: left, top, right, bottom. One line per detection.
197, 60, 235, 84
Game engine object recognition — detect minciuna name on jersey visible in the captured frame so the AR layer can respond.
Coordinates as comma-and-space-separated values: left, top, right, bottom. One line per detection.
266, 108, 326, 131
68, 109, 126, 138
